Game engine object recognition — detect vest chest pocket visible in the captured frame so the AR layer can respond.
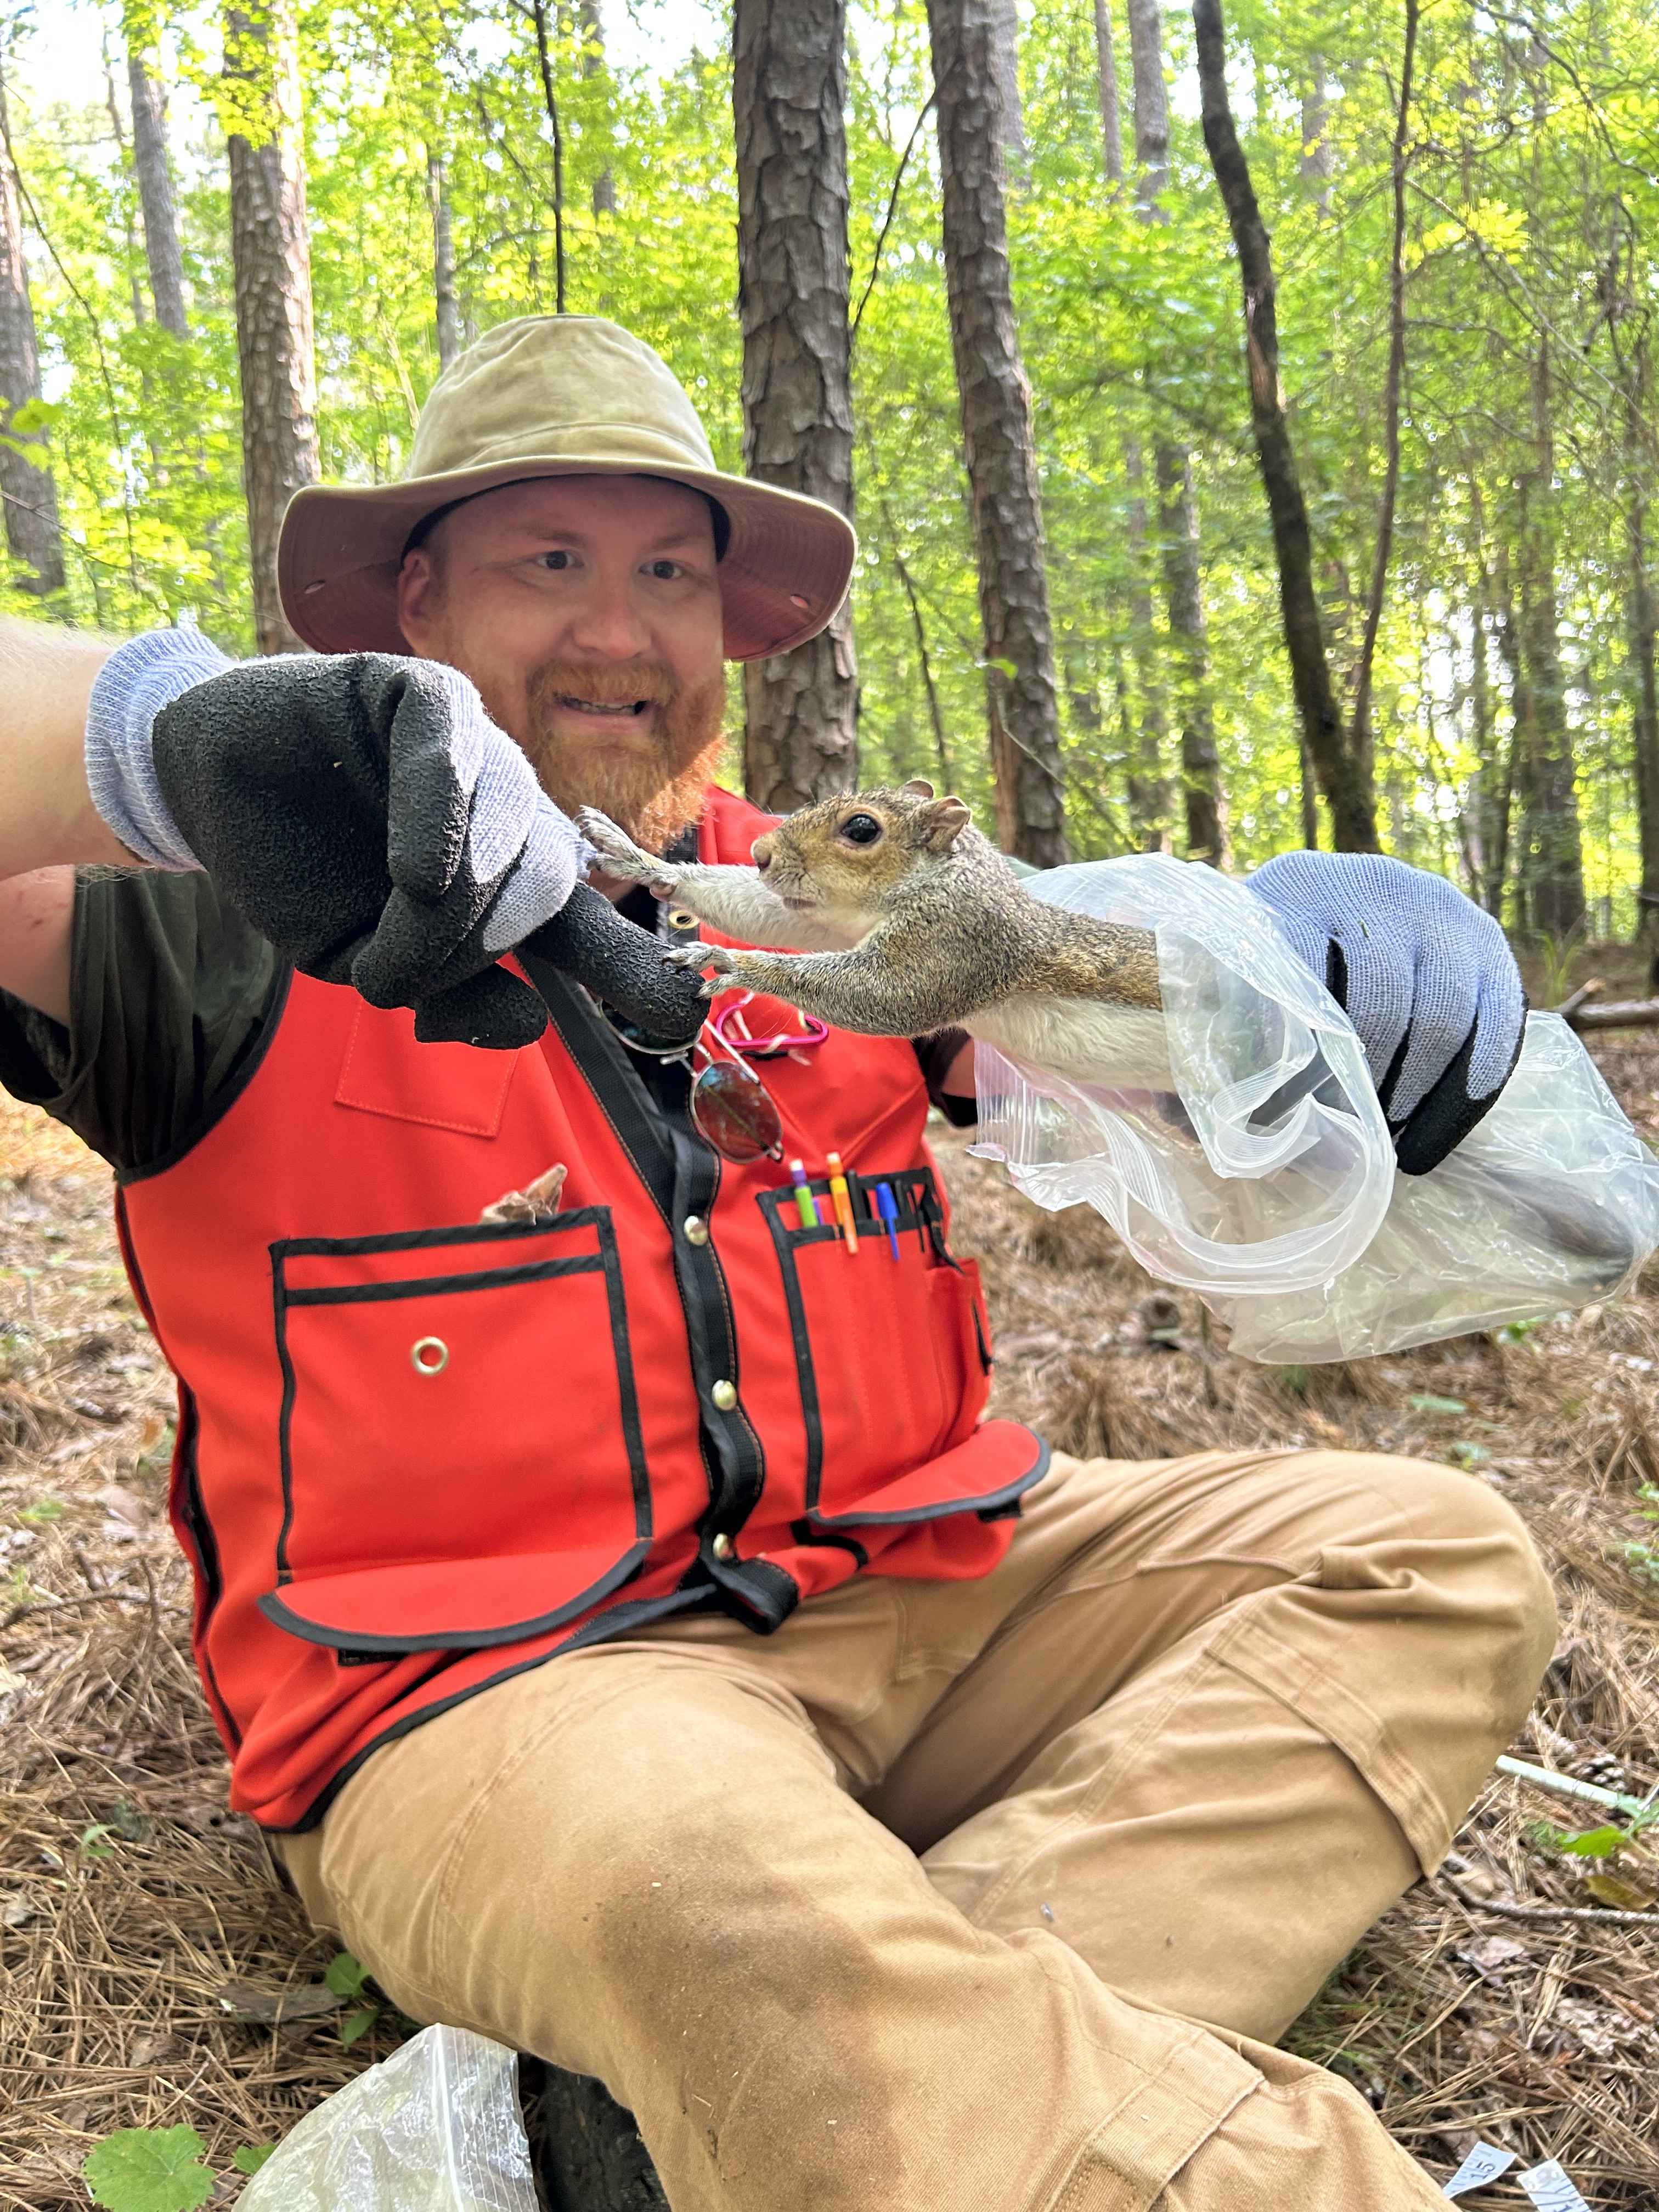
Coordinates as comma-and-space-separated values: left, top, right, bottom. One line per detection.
759, 1165, 994, 1526
261, 1210, 652, 1654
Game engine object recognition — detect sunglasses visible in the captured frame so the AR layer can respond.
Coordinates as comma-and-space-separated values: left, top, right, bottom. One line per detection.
616, 1016, 787, 1164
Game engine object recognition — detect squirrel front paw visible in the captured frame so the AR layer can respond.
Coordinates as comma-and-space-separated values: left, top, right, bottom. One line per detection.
578, 807, 675, 891
661, 940, 738, 998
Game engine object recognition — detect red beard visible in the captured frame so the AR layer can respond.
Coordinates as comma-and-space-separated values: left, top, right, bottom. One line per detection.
507, 656, 727, 855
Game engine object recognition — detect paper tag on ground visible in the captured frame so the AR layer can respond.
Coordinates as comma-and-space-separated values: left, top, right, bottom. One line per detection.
1518, 2162, 1591, 2212
1443, 2143, 1517, 2196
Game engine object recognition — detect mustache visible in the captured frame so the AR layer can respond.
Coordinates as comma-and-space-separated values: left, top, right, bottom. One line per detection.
526, 658, 679, 713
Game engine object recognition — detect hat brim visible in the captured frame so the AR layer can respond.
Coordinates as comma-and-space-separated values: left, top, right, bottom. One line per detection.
278, 456, 856, 662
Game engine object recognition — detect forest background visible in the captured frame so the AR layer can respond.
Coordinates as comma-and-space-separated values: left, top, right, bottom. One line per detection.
1, 0, 1657, 945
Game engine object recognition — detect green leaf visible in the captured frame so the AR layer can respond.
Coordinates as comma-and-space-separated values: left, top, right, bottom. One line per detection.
1558, 1825, 1628, 1859
340, 2002, 381, 2045
1407, 1393, 1467, 1416
83, 2127, 215, 2212
979, 656, 1019, 681
231, 2145, 276, 2176
18, 1496, 65, 1525
324, 1949, 370, 1999
1446, 1441, 1489, 1466
78, 1822, 116, 1859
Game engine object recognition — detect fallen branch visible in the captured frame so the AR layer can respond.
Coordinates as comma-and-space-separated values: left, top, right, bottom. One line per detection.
1550, 977, 1604, 1021
1560, 997, 1659, 1032
1440, 1875, 1658, 1928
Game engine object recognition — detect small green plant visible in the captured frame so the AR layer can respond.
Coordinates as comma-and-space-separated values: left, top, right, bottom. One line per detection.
326, 1948, 383, 2044
83, 2126, 213, 2212
1407, 1393, 1466, 1417
17, 1493, 65, 1525
83, 2127, 279, 2210
1536, 922, 1586, 1009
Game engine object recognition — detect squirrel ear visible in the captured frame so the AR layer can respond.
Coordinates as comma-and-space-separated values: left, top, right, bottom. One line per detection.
900, 777, 936, 800
920, 795, 972, 852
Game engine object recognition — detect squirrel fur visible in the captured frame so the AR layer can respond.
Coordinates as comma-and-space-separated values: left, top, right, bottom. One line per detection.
578, 782, 1172, 1086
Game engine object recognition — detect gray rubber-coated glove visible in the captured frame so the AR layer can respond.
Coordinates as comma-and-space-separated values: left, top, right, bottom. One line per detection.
1246, 850, 1526, 1175
85, 629, 704, 1049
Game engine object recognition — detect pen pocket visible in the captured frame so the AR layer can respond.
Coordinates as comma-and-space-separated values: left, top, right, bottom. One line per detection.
759, 1164, 984, 1519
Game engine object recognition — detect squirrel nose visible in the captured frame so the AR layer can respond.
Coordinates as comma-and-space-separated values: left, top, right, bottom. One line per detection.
752, 837, 773, 873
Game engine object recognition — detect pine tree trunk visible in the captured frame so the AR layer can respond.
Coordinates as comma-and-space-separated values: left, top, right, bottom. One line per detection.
1155, 445, 1227, 865
580, 1, 616, 216
926, 0, 1068, 865
732, 0, 859, 811
1299, 74, 1334, 216
1516, 341, 1584, 941
1092, 0, 1124, 187
1129, 0, 1224, 865
225, 0, 320, 656
1191, 0, 1377, 850
427, 150, 461, 369
127, 30, 189, 336
1621, 343, 1659, 968
989, 0, 1026, 177
0, 62, 65, 598
1123, 449, 1170, 851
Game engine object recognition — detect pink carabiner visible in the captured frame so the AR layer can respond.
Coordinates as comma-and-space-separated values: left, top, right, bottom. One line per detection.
709, 991, 830, 1059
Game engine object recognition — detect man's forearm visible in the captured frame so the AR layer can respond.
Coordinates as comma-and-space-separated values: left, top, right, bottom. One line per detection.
0, 617, 132, 874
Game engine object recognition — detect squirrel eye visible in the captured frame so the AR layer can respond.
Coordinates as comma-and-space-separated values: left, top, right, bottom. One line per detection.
839, 812, 883, 846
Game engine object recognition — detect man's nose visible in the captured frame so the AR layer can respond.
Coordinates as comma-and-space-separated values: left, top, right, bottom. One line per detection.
566, 569, 653, 659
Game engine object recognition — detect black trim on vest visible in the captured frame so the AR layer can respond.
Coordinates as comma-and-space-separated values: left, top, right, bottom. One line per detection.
119, 961, 295, 1188
703, 1553, 800, 1633
789, 1516, 870, 1571
524, 957, 770, 1550
113, 1192, 240, 1747
269, 1209, 654, 1601
275, 1581, 721, 1834
256, 1538, 652, 1652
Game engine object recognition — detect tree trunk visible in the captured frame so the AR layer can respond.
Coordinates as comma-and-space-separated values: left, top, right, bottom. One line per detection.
580, 1, 616, 217
127, 26, 190, 336
1191, 0, 1378, 850
1156, 445, 1227, 865
1124, 448, 1170, 851
990, 0, 1026, 178
1515, 341, 1584, 940
732, 0, 859, 811
427, 149, 461, 369
926, 0, 1068, 865
225, 0, 320, 656
1092, 0, 1124, 188
1129, 0, 1224, 864
1621, 341, 1659, 968
0, 60, 65, 598
1299, 73, 1334, 217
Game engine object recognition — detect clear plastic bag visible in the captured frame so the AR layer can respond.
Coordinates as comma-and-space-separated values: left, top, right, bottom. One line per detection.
237, 2025, 537, 2212
971, 854, 1659, 1363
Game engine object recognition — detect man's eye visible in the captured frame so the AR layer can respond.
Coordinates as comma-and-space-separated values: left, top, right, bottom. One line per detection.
646, 558, 684, 580
535, 550, 574, 571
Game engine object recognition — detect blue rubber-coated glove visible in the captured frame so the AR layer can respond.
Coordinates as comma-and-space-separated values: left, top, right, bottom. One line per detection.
1246, 850, 1526, 1176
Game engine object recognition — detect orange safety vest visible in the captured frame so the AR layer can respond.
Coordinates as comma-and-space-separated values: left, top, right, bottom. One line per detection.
117, 785, 1045, 1830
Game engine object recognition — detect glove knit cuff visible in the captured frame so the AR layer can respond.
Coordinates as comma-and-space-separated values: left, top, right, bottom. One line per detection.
86, 627, 235, 870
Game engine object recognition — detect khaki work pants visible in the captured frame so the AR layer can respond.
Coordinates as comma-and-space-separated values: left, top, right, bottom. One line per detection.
280, 1447, 1558, 2211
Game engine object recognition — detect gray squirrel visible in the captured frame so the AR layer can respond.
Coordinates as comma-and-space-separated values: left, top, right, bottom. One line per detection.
578, 781, 1173, 1086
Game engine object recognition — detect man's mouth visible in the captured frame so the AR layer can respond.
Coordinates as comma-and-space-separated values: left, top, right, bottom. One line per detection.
553, 693, 654, 718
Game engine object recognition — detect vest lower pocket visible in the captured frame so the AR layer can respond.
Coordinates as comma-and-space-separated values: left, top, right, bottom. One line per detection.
264, 1210, 651, 1649
760, 1166, 994, 1524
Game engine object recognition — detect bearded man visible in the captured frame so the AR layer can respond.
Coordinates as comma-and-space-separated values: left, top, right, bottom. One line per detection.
0, 317, 1554, 2212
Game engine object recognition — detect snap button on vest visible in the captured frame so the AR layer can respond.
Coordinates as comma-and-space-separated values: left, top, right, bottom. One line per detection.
682, 1215, 709, 1245
710, 1379, 737, 1410
711, 1532, 734, 1559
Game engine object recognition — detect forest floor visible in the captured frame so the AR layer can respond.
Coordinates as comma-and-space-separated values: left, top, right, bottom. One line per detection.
2, 940, 1657, 2208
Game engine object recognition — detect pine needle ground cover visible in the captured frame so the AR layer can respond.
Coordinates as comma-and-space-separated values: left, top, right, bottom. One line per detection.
3, 1001, 1656, 2208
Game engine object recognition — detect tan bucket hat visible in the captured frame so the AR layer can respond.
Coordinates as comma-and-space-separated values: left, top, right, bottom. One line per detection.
278, 315, 856, 661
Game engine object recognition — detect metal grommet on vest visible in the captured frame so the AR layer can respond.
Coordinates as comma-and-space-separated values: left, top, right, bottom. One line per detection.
410, 1335, 449, 1377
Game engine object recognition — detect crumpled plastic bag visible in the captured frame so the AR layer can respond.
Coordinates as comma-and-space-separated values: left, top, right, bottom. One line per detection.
237, 2025, 537, 2212
971, 853, 1659, 1363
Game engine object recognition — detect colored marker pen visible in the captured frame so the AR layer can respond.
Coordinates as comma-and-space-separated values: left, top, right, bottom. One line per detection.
825, 1151, 860, 1255
875, 1181, 902, 1261
788, 1158, 819, 1231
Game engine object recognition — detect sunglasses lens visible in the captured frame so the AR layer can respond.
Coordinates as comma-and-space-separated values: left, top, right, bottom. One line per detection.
692, 1062, 783, 1163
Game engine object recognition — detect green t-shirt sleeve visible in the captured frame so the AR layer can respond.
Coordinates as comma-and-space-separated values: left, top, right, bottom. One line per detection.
0, 869, 284, 1179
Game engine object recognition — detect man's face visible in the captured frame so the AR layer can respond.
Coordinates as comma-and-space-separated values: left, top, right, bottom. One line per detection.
396, 473, 727, 851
